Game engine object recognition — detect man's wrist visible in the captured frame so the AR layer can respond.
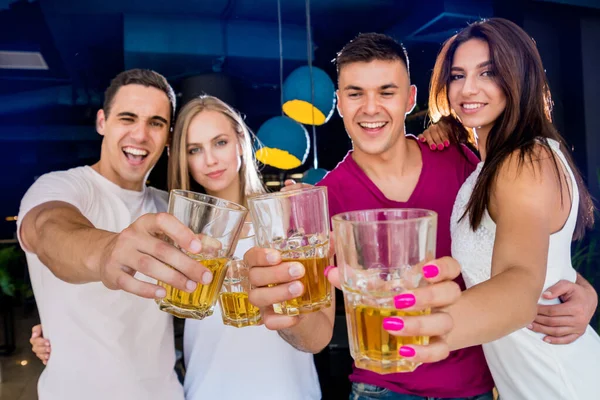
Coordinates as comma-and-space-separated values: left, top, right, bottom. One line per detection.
84, 230, 116, 282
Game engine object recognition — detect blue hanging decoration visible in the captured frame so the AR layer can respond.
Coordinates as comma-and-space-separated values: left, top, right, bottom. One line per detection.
282, 66, 335, 126
254, 116, 310, 170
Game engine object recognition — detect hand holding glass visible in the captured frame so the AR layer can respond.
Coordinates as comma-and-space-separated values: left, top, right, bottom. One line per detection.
156, 190, 247, 319
248, 186, 332, 316
332, 209, 437, 374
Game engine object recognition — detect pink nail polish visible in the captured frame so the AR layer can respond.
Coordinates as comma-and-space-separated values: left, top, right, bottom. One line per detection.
382, 317, 404, 331
422, 264, 439, 279
399, 346, 416, 357
394, 293, 416, 309
324, 265, 335, 277
419, 136, 426, 142
444, 140, 450, 147
430, 144, 437, 151
437, 143, 444, 150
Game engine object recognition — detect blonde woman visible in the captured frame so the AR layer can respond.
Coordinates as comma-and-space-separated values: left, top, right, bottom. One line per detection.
170, 95, 320, 400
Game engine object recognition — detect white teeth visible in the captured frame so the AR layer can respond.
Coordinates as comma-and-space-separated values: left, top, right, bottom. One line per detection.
359, 122, 387, 129
123, 147, 148, 156
463, 103, 485, 110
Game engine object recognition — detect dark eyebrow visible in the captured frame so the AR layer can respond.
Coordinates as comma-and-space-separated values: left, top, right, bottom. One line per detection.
116, 112, 168, 125
343, 83, 399, 91
116, 111, 137, 118
149, 115, 169, 125
451, 60, 492, 72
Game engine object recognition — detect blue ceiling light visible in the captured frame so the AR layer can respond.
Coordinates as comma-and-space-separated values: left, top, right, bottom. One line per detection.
302, 168, 328, 185
255, 116, 310, 170
282, 66, 335, 126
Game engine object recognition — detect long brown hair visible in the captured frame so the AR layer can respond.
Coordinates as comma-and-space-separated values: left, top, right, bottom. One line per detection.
168, 95, 265, 206
429, 18, 594, 239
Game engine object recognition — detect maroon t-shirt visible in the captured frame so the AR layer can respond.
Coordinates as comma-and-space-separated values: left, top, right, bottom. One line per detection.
317, 137, 494, 398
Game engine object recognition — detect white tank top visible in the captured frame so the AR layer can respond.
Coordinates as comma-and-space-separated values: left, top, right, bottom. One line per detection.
451, 139, 600, 399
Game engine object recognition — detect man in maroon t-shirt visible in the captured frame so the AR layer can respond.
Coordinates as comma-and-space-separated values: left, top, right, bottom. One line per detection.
245, 33, 597, 400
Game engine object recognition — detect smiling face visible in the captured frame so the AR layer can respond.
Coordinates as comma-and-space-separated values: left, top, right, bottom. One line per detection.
448, 38, 507, 137
336, 59, 416, 158
96, 84, 171, 190
185, 110, 242, 195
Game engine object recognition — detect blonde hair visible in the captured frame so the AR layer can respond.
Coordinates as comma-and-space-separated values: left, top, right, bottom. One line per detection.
168, 95, 266, 206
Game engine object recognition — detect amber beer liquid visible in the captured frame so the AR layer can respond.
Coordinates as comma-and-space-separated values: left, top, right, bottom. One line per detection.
156, 256, 228, 319
273, 241, 331, 316
219, 292, 262, 327
344, 286, 430, 374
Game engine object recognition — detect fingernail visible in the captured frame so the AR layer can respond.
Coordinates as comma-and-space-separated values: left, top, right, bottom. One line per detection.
382, 317, 404, 331
186, 280, 197, 292
422, 264, 439, 279
527, 324, 533, 330
437, 143, 444, 150
289, 263, 305, 278
543, 290, 552, 297
289, 281, 303, 297
32, 332, 38, 338
430, 144, 437, 151
394, 293, 416, 309
190, 239, 202, 253
544, 337, 552, 344
155, 288, 166, 298
444, 140, 450, 147
419, 136, 426, 142
324, 265, 335, 277
201, 271, 213, 285
45, 355, 49, 360
266, 250, 279, 264
399, 346, 416, 357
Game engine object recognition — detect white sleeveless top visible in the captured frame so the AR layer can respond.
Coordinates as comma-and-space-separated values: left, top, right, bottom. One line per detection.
182, 235, 321, 400
451, 139, 600, 400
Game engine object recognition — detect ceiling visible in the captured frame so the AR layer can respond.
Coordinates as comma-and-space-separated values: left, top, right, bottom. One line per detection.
0, 0, 497, 126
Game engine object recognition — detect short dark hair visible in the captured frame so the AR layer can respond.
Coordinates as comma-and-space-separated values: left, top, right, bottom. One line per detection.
103, 69, 176, 124
334, 33, 410, 79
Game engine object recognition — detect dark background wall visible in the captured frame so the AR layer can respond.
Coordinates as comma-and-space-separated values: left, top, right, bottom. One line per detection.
1, 0, 599, 234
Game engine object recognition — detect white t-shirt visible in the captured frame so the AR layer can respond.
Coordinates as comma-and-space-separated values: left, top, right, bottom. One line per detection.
17, 166, 184, 400
183, 236, 321, 400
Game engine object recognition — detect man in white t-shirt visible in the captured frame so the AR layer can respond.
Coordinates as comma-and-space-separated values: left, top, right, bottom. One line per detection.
17, 69, 214, 400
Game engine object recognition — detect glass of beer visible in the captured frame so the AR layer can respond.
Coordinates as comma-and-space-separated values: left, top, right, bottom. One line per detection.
218, 258, 262, 328
248, 186, 331, 316
332, 209, 437, 374
155, 190, 248, 320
